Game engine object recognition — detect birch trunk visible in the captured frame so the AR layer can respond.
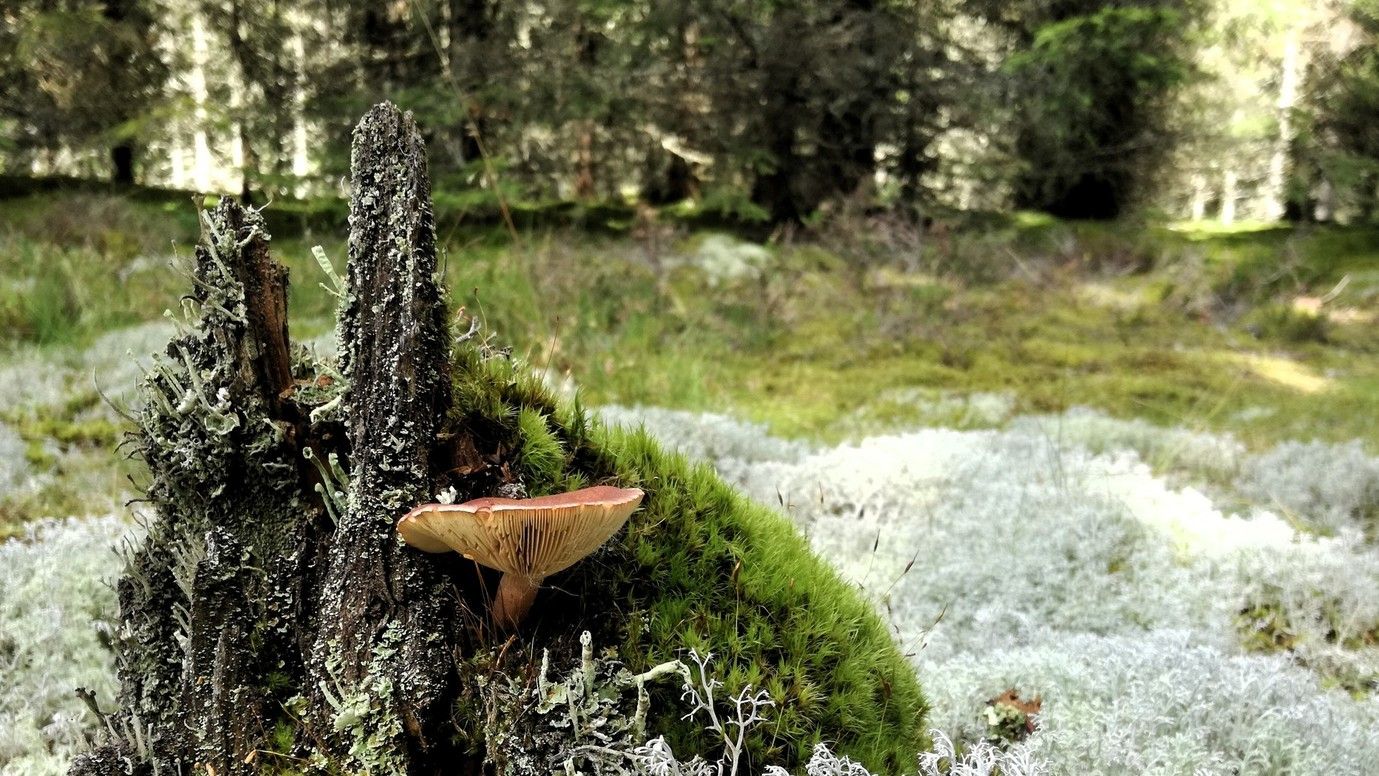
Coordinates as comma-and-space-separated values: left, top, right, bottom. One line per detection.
1222, 169, 1239, 225
1265, 28, 1302, 221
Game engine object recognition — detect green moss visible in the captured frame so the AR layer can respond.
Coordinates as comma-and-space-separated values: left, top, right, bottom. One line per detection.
0, 410, 138, 538
1238, 600, 1299, 653
1243, 303, 1331, 343
515, 406, 568, 488
445, 345, 929, 771
14, 416, 122, 448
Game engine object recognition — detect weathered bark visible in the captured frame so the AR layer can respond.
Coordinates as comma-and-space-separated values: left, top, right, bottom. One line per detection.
306, 103, 461, 764
71, 197, 328, 776
71, 103, 468, 776
233, 209, 294, 405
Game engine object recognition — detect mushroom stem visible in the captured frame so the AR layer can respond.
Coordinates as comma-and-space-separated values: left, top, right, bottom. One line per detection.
493, 574, 541, 631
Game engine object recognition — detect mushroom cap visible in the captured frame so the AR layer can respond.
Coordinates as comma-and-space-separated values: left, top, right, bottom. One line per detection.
397, 485, 644, 584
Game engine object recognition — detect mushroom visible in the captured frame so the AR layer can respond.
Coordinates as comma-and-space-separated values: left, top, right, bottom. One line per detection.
397, 485, 644, 630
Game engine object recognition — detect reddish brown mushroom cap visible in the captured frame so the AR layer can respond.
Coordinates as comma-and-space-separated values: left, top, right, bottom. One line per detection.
397, 485, 645, 584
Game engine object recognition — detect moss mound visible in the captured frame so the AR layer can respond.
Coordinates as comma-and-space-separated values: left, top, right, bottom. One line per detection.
444, 343, 929, 769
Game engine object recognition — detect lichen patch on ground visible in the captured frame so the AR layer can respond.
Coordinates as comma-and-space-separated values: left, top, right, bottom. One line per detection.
9, 404, 1379, 774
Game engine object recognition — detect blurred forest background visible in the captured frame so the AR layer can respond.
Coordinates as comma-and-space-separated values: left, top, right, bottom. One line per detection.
2, 0, 1378, 225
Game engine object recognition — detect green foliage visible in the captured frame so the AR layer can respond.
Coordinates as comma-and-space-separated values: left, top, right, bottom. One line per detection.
0, 237, 149, 347
680, 0, 956, 222
516, 405, 571, 488
197, 0, 304, 194
1244, 303, 1329, 344
9, 0, 1376, 227
0, 192, 345, 351
988, 1, 1204, 218
445, 344, 930, 770
2, 1, 167, 182
0, 193, 194, 347
3, 0, 970, 221
693, 187, 772, 225
1299, 0, 1379, 222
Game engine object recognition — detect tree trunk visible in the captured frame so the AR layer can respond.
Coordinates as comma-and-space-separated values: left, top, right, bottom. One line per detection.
642, 148, 696, 205
1189, 173, 1208, 221
289, 25, 311, 196
575, 125, 596, 200
448, 0, 493, 165
1315, 177, 1335, 223
238, 121, 257, 204
1221, 169, 1238, 225
110, 144, 134, 185
102, 0, 136, 186
895, 92, 937, 218
1266, 27, 1302, 222
190, 11, 214, 192
1358, 172, 1378, 222
817, 0, 881, 204
752, 113, 803, 225
573, 21, 600, 200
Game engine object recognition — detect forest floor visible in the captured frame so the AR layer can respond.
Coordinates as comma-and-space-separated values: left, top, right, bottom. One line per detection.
3, 190, 1379, 773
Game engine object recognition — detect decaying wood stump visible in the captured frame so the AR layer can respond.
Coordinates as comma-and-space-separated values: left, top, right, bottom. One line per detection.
68, 102, 931, 776
69, 103, 474, 776
306, 103, 461, 764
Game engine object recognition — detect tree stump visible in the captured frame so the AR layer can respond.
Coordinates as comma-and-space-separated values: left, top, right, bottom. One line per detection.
71, 103, 928, 776
70, 103, 473, 776
306, 103, 464, 766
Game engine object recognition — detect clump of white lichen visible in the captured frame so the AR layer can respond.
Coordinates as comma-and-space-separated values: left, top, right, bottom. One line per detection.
477, 631, 682, 775
310, 626, 408, 776
1236, 439, 1379, 535
613, 404, 1379, 773
0, 516, 132, 776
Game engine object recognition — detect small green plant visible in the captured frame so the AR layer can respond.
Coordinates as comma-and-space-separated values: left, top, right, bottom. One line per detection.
982, 690, 1041, 745
1245, 303, 1330, 343
1238, 600, 1299, 652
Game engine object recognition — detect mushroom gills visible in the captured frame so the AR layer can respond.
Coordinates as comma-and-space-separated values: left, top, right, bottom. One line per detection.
396, 485, 644, 630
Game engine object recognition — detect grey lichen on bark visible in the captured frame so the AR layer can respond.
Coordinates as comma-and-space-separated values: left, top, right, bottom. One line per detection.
71, 199, 328, 775
70, 104, 474, 776
307, 102, 461, 768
